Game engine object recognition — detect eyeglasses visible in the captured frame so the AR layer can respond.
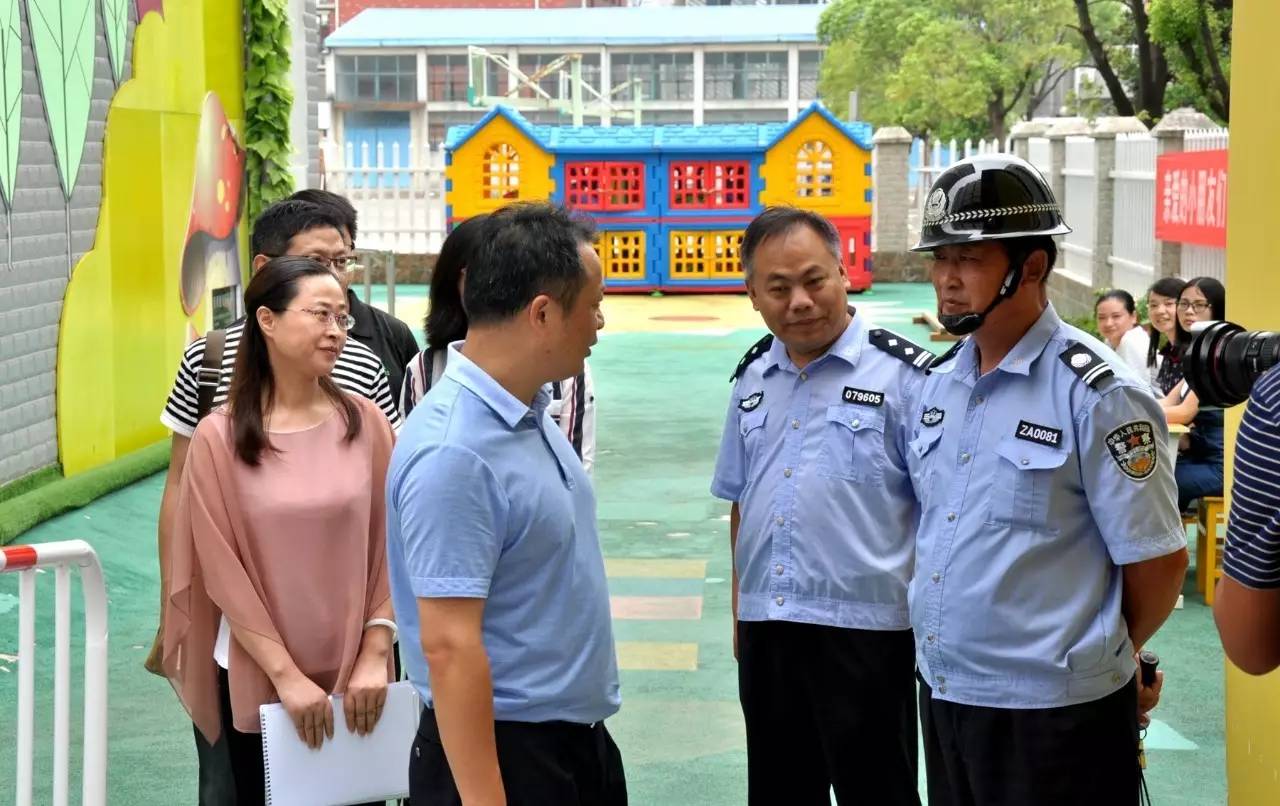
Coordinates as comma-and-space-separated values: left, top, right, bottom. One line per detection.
289, 308, 356, 330
1148, 300, 1178, 310
1176, 300, 1211, 313
263, 254, 352, 271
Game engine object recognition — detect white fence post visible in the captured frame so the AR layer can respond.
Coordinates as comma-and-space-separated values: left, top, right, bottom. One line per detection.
1110, 131, 1158, 296
3, 540, 109, 806
325, 139, 449, 255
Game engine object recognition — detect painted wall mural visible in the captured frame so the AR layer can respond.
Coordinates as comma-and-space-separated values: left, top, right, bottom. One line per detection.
56, 0, 247, 476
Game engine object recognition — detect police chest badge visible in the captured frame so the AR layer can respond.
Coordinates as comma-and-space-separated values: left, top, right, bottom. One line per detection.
921, 407, 945, 427
1105, 421, 1158, 481
739, 392, 764, 412
924, 188, 948, 224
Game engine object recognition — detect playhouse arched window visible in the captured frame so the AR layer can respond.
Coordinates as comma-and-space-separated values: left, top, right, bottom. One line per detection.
482, 142, 521, 200
796, 140, 834, 198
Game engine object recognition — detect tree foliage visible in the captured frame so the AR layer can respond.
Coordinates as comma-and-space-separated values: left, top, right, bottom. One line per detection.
1149, 0, 1231, 121
818, 0, 1078, 141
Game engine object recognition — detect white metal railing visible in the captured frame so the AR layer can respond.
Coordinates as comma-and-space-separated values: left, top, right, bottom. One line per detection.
1061, 135, 1097, 285
1028, 136, 1052, 178
323, 141, 449, 255
908, 135, 1011, 236
2, 540, 108, 806
1109, 132, 1157, 294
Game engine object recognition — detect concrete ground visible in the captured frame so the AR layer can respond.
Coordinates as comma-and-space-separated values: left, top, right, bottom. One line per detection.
0, 284, 1226, 804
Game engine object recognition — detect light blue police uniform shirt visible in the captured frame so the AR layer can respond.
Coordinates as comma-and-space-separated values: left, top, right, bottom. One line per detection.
385, 343, 620, 724
904, 304, 1186, 708
711, 312, 930, 630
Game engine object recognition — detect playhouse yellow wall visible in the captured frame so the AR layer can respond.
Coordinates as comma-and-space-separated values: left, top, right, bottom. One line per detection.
760, 113, 871, 216
446, 116, 555, 218
1222, 2, 1280, 802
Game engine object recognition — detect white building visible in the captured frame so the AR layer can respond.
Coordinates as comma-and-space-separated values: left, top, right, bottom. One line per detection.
322, 5, 829, 166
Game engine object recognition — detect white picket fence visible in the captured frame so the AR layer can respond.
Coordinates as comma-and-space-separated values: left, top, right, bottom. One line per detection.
907, 126, 1228, 300
908, 136, 1012, 234
323, 141, 449, 255
1061, 135, 1098, 284
1109, 132, 1158, 294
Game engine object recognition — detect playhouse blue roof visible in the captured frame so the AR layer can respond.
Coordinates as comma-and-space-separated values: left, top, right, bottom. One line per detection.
444, 103, 874, 156
326, 6, 825, 48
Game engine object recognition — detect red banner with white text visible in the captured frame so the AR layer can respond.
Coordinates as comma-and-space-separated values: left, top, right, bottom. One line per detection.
1155, 149, 1228, 248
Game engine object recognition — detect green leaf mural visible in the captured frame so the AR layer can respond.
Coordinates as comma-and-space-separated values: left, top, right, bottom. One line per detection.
26, 0, 95, 200
101, 0, 127, 85
0, 0, 21, 212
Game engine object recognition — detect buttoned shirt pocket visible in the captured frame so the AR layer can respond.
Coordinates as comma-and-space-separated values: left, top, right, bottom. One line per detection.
987, 435, 1070, 532
739, 407, 769, 470
907, 427, 945, 507
819, 404, 886, 484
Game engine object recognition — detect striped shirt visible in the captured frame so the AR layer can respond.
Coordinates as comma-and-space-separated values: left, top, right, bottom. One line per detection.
399, 346, 595, 474
160, 321, 400, 438
1223, 364, 1280, 589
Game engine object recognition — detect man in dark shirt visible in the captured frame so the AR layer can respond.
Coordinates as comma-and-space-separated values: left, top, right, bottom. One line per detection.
291, 189, 420, 397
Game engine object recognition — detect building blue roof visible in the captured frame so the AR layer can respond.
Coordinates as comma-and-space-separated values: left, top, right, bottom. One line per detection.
326, 5, 825, 48
444, 103, 873, 156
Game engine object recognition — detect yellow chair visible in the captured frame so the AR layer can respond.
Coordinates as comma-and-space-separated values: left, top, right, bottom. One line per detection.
1194, 496, 1226, 605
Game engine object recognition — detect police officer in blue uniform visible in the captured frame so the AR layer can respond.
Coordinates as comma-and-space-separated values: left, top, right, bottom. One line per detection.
712, 207, 934, 805
904, 155, 1189, 805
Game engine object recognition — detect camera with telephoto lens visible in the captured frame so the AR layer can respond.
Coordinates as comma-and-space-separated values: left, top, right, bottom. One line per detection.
1183, 320, 1280, 408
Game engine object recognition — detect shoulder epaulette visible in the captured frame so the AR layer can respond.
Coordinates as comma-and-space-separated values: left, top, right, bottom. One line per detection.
730, 334, 774, 383
868, 328, 935, 371
927, 339, 966, 373
1059, 343, 1115, 389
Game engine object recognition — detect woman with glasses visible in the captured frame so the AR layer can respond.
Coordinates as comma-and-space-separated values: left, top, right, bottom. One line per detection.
1161, 276, 1227, 510
399, 214, 600, 474
161, 256, 396, 805
1144, 277, 1188, 395
1094, 289, 1149, 375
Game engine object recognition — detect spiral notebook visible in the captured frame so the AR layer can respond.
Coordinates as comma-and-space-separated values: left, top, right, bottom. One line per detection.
259, 681, 419, 806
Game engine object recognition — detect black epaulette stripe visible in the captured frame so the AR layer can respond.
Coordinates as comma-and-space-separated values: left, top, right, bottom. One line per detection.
927, 339, 966, 373
731, 334, 774, 382
867, 328, 935, 370
1059, 343, 1115, 389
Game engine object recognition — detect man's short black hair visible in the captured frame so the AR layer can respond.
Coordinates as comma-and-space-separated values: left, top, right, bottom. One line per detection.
741, 206, 842, 280
464, 203, 597, 325
1004, 236, 1059, 283
251, 199, 345, 257
290, 189, 358, 244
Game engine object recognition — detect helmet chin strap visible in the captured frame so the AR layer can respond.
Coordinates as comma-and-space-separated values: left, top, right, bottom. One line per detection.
938, 262, 1024, 336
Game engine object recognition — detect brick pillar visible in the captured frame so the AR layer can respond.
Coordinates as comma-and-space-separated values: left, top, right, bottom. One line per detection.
1089, 116, 1149, 290
871, 126, 913, 254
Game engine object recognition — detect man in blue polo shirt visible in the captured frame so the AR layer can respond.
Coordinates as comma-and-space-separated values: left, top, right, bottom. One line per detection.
385, 203, 623, 805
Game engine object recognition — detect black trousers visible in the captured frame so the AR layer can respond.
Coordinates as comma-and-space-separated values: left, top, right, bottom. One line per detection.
409, 707, 627, 806
736, 620, 919, 806
919, 674, 1141, 806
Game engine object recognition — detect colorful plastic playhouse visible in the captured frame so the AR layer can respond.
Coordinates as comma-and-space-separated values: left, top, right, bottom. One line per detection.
444, 101, 874, 292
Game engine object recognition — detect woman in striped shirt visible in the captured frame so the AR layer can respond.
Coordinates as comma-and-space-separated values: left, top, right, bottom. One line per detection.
399, 214, 598, 474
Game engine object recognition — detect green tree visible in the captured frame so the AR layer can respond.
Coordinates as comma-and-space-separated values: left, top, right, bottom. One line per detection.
818, 0, 1077, 140
1149, 0, 1231, 122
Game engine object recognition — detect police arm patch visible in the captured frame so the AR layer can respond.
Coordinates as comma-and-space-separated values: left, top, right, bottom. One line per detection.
1105, 421, 1158, 481
739, 391, 764, 412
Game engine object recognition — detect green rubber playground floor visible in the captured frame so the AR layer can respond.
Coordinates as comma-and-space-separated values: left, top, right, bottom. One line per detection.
0, 284, 1226, 804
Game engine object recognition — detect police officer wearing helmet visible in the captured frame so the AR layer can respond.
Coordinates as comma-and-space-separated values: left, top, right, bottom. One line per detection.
712, 206, 933, 805
904, 155, 1189, 805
